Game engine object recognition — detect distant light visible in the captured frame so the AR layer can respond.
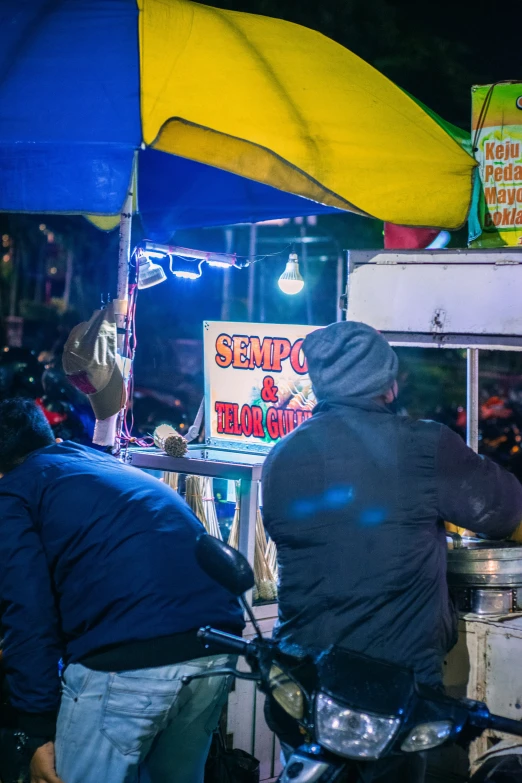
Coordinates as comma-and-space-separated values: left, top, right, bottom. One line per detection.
2, 254, 10, 263
256, 218, 291, 227
319, 255, 328, 262
39, 223, 46, 231
47, 232, 55, 243
173, 270, 201, 280
28, 377, 34, 383
144, 250, 168, 260
143, 241, 236, 268
278, 253, 304, 295
207, 260, 231, 269
139, 241, 236, 281
49, 266, 57, 275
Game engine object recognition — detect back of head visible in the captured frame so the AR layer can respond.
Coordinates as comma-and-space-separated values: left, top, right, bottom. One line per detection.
0, 398, 54, 474
303, 321, 398, 402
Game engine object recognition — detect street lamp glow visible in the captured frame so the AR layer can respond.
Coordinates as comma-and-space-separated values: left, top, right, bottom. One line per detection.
278, 253, 304, 295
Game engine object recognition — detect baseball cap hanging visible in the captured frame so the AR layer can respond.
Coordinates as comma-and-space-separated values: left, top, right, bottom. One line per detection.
62, 303, 129, 420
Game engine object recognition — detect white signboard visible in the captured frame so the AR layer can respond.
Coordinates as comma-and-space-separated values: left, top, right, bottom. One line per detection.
204, 321, 318, 453
346, 250, 522, 347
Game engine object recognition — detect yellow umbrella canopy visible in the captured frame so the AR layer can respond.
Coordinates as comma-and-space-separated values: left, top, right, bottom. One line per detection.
139, 0, 476, 229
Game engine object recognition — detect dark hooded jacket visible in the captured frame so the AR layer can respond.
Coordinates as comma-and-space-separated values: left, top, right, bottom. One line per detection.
261, 323, 522, 686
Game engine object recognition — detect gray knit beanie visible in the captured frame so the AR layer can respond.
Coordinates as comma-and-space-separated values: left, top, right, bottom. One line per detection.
303, 321, 398, 400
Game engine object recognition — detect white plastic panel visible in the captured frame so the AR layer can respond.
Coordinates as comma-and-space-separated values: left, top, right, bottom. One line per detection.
346, 250, 522, 338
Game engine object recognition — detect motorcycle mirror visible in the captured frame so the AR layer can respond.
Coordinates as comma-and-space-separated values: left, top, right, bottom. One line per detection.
195, 534, 255, 596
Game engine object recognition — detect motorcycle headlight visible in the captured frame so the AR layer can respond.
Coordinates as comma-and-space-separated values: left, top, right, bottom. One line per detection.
315, 693, 400, 760
269, 665, 304, 720
401, 721, 453, 752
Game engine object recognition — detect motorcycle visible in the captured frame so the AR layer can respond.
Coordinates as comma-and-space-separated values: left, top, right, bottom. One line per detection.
0, 347, 95, 444
34, 362, 95, 444
190, 535, 522, 783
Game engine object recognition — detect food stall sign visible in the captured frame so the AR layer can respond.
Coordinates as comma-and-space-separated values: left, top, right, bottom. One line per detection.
471, 82, 522, 248
204, 321, 317, 454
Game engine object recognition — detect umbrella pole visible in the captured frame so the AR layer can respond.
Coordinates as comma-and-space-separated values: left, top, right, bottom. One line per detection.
466, 348, 479, 453
92, 187, 132, 451
106, 188, 133, 451
115, 189, 133, 354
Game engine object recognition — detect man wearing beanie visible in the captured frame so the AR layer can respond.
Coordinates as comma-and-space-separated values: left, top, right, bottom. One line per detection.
262, 321, 522, 781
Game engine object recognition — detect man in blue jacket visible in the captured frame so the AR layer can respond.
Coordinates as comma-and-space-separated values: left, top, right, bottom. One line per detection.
0, 398, 243, 783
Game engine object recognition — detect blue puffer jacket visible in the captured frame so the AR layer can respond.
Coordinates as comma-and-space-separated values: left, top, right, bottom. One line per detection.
0, 442, 243, 734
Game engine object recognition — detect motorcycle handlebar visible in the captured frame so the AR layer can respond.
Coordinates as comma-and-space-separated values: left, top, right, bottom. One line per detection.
197, 627, 251, 657
487, 713, 522, 737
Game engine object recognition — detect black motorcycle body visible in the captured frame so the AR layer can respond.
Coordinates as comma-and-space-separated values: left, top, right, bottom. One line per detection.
192, 535, 522, 783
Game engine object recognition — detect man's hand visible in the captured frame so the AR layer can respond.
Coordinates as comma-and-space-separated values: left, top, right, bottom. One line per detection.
30, 742, 65, 783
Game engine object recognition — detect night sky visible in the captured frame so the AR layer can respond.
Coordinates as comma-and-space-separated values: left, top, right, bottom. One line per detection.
202, 0, 520, 128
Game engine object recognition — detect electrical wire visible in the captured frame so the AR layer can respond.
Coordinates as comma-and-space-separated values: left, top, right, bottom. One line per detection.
233, 243, 293, 268
139, 241, 294, 271
118, 263, 154, 450
472, 80, 522, 154
169, 255, 204, 278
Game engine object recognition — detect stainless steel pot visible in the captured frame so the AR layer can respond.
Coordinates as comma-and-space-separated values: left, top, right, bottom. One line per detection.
447, 541, 522, 588
447, 540, 522, 615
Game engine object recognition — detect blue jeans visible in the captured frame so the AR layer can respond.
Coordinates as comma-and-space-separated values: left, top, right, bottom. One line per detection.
55, 655, 233, 783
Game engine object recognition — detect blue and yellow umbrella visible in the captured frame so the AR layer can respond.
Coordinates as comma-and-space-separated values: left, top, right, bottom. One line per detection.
0, 0, 476, 237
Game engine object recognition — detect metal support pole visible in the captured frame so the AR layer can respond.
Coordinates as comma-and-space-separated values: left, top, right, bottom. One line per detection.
336, 249, 344, 322
467, 348, 480, 453
300, 225, 313, 324
96, 187, 132, 451
9, 241, 19, 318
221, 229, 233, 321
116, 189, 133, 354
238, 478, 259, 607
63, 248, 73, 310
340, 250, 352, 317
247, 224, 257, 322
259, 248, 266, 322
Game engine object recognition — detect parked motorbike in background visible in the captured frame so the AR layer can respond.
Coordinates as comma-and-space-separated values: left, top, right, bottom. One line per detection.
0, 346, 95, 444
190, 535, 522, 783
37, 360, 95, 443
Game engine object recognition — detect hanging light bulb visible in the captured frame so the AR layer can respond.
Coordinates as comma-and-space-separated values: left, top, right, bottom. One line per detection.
137, 253, 167, 289
278, 252, 304, 295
